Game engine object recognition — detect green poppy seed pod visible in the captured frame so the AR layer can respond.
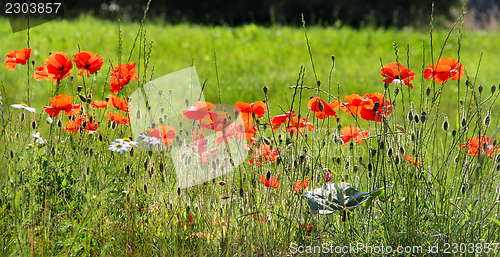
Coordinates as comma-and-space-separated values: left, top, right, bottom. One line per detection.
31, 121, 37, 129
484, 116, 491, 126
452, 129, 457, 137
492, 84, 497, 94
414, 114, 420, 123
77, 86, 82, 92
388, 148, 393, 158
78, 94, 87, 103
461, 117, 467, 128
426, 87, 431, 96
185, 99, 189, 107
442, 120, 449, 131
263, 86, 268, 95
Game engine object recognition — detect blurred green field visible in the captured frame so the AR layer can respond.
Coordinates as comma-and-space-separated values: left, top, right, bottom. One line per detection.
2, 15, 500, 116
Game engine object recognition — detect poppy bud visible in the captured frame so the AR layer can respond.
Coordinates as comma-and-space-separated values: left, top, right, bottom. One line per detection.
426, 87, 431, 96
478, 85, 483, 93
87, 93, 92, 102
19, 112, 25, 122
394, 87, 399, 96
318, 101, 324, 112
484, 116, 491, 126
177, 188, 181, 195
344, 161, 349, 169
317, 80, 321, 88
452, 129, 457, 137
263, 86, 268, 95
497, 164, 500, 171
399, 146, 405, 155
495, 154, 500, 163
492, 84, 497, 94
144, 184, 148, 194
10, 151, 14, 159
460, 118, 467, 128
220, 195, 230, 200
31, 121, 37, 129
78, 94, 87, 103
105, 97, 109, 102
421, 112, 427, 122
384, 82, 389, 89
77, 86, 82, 92
442, 120, 449, 131
395, 156, 400, 165
266, 171, 271, 181
388, 148, 393, 158
57, 120, 62, 128
373, 102, 380, 112
414, 114, 419, 123
353, 165, 358, 172
161, 107, 165, 114
219, 181, 226, 186
31, 60, 35, 66
407, 111, 413, 122
367, 163, 373, 171
379, 140, 385, 149
331, 55, 335, 66
185, 99, 189, 107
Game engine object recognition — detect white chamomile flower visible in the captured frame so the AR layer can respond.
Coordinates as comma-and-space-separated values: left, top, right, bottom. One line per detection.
30, 132, 46, 144
138, 133, 161, 145
122, 137, 138, 146
108, 138, 135, 154
46, 116, 53, 124
11, 103, 36, 113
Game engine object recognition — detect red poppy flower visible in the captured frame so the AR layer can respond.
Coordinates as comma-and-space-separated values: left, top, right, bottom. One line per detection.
249, 144, 279, 167
33, 65, 51, 81
62, 115, 98, 134
200, 148, 219, 164
73, 51, 104, 77
286, 117, 313, 135
259, 174, 280, 189
107, 95, 131, 112
461, 136, 498, 157
402, 154, 422, 168
380, 62, 416, 89
199, 111, 230, 131
270, 111, 296, 129
89, 100, 108, 108
234, 101, 267, 122
341, 94, 374, 116
107, 112, 130, 126
307, 97, 340, 119
325, 171, 333, 183
45, 52, 73, 82
44, 94, 81, 117
5, 48, 31, 70
359, 92, 393, 122
109, 63, 139, 94
182, 102, 216, 120
293, 178, 310, 192
340, 126, 369, 145
147, 124, 176, 145
191, 129, 208, 154
424, 57, 464, 84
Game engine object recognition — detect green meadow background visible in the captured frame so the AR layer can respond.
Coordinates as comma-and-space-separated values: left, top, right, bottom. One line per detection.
2, 15, 500, 116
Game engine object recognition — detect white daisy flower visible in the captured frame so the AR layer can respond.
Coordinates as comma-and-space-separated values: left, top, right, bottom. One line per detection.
108, 138, 135, 154
11, 103, 36, 113
30, 132, 46, 144
138, 133, 161, 145
46, 116, 53, 124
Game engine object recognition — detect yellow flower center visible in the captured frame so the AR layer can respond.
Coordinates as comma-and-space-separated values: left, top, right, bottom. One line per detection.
123, 138, 131, 142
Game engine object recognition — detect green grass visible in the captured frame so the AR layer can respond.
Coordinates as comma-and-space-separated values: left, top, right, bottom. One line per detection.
1, 14, 500, 256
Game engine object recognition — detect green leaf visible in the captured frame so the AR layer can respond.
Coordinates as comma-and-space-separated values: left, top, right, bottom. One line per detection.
303, 182, 389, 215
488, 218, 500, 227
